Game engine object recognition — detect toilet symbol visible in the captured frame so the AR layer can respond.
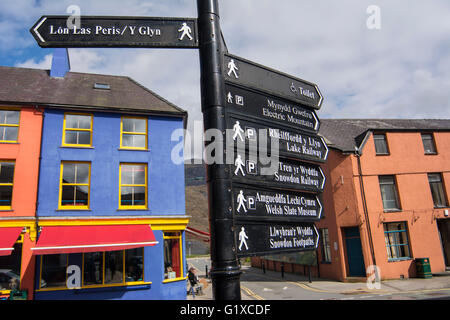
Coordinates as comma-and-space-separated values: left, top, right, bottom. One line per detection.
237, 190, 247, 213
238, 227, 249, 251
234, 154, 246, 176
178, 22, 193, 41
232, 121, 245, 142
227, 59, 239, 78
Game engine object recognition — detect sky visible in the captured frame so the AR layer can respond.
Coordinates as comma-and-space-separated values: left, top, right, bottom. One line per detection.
1, 0, 450, 159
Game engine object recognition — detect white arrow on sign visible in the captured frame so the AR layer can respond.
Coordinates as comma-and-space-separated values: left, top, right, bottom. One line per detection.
32, 17, 47, 43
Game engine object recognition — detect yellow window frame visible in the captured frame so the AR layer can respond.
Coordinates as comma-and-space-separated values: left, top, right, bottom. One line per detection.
162, 231, 185, 283
58, 161, 91, 210
0, 160, 15, 210
0, 108, 20, 143
62, 113, 93, 147
119, 163, 148, 210
81, 249, 147, 289
120, 116, 148, 150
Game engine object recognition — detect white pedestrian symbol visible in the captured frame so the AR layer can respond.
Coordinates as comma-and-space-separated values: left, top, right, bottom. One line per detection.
227, 59, 239, 78
178, 22, 193, 41
227, 92, 233, 103
238, 227, 249, 251
237, 190, 247, 213
232, 121, 245, 142
234, 154, 246, 176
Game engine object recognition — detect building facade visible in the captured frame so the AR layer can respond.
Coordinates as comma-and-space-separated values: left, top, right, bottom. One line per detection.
0, 58, 188, 299
0, 104, 42, 299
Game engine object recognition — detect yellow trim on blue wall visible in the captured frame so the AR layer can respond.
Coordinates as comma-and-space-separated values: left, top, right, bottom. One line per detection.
61, 113, 93, 148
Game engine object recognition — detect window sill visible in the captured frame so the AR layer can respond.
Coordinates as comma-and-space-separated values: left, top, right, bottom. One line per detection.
118, 148, 150, 152
383, 209, 402, 213
117, 208, 148, 211
0, 209, 13, 212
424, 152, 438, 156
375, 153, 390, 156
387, 258, 412, 262
56, 209, 92, 212
60, 145, 94, 149
163, 276, 187, 284
0, 142, 19, 144
320, 261, 332, 264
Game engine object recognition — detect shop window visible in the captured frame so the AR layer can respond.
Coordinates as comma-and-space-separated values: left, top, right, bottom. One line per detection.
119, 163, 147, 209
421, 133, 437, 155
0, 109, 20, 143
40, 254, 67, 289
373, 133, 389, 155
83, 249, 144, 287
428, 173, 448, 208
383, 222, 411, 261
163, 232, 183, 281
379, 175, 401, 211
59, 162, 91, 210
120, 117, 147, 150
320, 229, 331, 263
0, 242, 22, 292
0, 161, 15, 210
62, 113, 93, 147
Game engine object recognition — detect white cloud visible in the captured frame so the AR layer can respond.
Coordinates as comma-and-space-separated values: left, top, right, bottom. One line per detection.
8, 0, 450, 159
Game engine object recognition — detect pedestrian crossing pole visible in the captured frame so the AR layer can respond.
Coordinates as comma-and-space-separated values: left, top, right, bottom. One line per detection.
197, 0, 242, 300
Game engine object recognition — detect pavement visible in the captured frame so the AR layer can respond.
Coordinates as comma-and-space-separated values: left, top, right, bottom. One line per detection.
186, 257, 450, 300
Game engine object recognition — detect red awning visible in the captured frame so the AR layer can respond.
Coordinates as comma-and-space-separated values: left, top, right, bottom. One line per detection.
32, 225, 158, 255
0, 227, 22, 256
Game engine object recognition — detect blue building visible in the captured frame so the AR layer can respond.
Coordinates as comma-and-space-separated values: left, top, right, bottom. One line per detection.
29, 51, 189, 300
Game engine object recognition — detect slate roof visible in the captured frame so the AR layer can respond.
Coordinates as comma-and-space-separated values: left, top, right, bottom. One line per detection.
319, 118, 450, 153
0, 66, 187, 117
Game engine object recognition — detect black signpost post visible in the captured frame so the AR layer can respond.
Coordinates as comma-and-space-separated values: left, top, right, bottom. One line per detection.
30, 0, 326, 301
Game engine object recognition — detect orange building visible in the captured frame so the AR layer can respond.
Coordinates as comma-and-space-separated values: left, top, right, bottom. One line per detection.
314, 119, 450, 281
0, 105, 43, 299
253, 119, 450, 281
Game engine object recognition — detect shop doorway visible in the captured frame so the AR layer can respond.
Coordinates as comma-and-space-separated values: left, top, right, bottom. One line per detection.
343, 227, 366, 277
437, 219, 450, 268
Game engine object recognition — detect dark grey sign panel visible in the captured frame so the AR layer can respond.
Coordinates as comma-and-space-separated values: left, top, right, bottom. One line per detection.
224, 54, 323, 109
225, 83, 319, 133
30, 16, 198, 48
232, 184, 322, 222
227, 114, 328, 163
230, 153, 325, 193
234, 222, 319, 257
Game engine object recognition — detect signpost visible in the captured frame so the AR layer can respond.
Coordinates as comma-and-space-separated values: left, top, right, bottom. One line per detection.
30, 0, 326, 300
234, 222, 319, 257
224, 53, 323, 110
231, 153, 326, 193
227, 115, 328, 162
232, 184, 323, 222
225, 83, 320, 133
31, 16, 198, 48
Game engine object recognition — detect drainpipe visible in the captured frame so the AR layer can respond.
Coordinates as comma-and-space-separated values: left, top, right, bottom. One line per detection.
355, 146, 378, 276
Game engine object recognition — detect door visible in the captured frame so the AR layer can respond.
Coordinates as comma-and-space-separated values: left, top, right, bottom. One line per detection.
343, 227, 366, 277
437, 219, 450, 268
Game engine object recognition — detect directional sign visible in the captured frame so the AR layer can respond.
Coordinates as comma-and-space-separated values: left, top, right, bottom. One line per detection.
225, 83, 319, 133
231, 153, 325, 193
232, 184, 322, 222
30, 16, 198, 48
227, 114, 328, 163
224, 54, 323, 109
235, 222, 319, 257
